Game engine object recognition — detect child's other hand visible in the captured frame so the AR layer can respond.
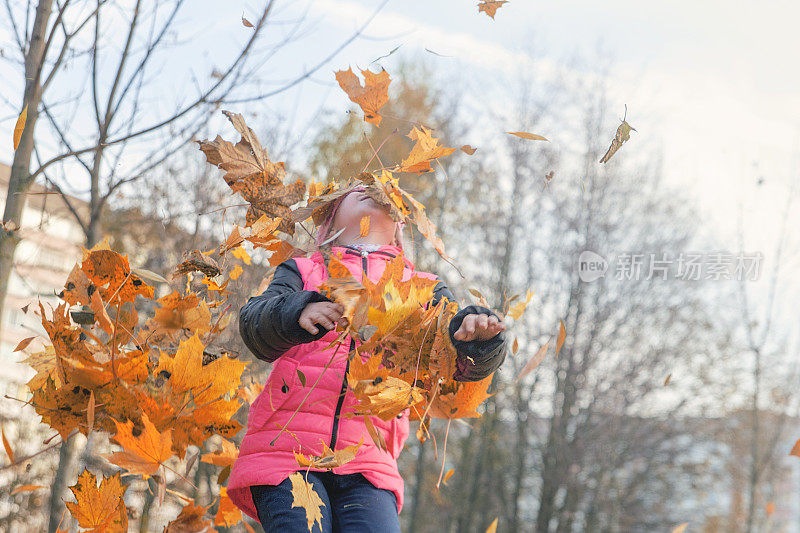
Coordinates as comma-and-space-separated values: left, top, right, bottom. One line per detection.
453, 313, 506, 341
299, 301, 347, 334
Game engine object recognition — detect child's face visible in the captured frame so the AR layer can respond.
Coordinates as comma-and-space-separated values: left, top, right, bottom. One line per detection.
331, 187, 394, 233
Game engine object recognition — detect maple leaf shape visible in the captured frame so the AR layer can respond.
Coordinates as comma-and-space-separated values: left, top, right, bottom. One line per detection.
197, 110, 305, 232
289, 472, 326, 532
164, 501, 214, 533
105, 413, 173, 478
214, 487, 242, 527
335, 67, 391, 125
478, 0, 508, 19
78, 240, 155, 305
398, 126, 456, 174
65, 469, 128, 533
295, 439, 363, 470
352, 375, 424, 421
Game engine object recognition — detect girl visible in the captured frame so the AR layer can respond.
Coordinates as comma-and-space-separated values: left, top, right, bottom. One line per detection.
227, 185, 507, 532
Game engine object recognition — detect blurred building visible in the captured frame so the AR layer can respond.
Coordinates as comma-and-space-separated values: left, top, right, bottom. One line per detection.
0, 161, 86, 391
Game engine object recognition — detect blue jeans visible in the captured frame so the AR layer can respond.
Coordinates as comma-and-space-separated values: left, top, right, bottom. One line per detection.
250, 471, 402, 533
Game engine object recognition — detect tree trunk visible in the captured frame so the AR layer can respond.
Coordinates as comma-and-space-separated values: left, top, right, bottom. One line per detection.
0, 0, 53, 331
48, 436, 77, 533
407, 441, 428, 533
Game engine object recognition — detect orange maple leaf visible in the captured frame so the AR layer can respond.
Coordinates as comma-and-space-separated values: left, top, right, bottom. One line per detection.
478, 0, 508, 19
398, 126, 456, 174
65, 469, 128, 533
105, 413, 173, 478
335, 67, 391, 125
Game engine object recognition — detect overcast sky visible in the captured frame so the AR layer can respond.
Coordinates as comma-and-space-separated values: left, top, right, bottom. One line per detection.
2, 0, 799, 346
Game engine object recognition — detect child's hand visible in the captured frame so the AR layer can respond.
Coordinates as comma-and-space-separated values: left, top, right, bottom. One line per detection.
299, 301, 347, 334
453, 313, 505, 342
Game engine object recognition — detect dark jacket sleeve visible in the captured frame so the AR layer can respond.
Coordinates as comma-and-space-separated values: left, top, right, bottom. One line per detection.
430, 276, 508, 382
239, 259, 333, 363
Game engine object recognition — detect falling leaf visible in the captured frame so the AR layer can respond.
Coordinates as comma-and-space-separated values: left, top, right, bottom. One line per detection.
485, 517, 499, 533
512, 337, 519, 354
131, 268, 168, 285
2, 424, 13, 463
87, 391, 95, 435
201, 438, 238, 468
295, 439, 363, 469
359, 216, 370, 237
442, 468, 454, 485
11, 485, 45, 495
105, 413, 173, 478
398, 126, 456, 174
229, 264, 243, 280
335, 67, 391, 125
174, 250, 221, 279
766, 502, 775, 516
197, 111, 305, 232
507, 131, 549, 142
556, 320, 566, 355
790, 439, 800, 458
542, 170, 555, 190
516, 340, 549, 383
214, 487, 242, 527
600, 113, 636, 164
478, 0, 508, 19
371, 44, 402, 64
297, 369, 307, 387
65, 469, 128, 533
664, 374, 672, 386
507, 290, 534, 320
13, 104, 27, 150
460, 145, 477, 155
164, 501, 214, 533
289, 472, 325, 532
242, 16, 254, 28
13, 337, 35, 352
672, 524, 688, 533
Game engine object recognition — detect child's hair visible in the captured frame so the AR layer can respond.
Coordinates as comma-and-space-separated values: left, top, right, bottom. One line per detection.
314, 186, 413, 262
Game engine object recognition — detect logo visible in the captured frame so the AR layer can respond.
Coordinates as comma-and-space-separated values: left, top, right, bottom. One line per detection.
577, 251, 608, 282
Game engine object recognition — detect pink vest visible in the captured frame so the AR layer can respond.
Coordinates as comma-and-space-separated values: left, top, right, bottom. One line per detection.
227, 244, 438, 520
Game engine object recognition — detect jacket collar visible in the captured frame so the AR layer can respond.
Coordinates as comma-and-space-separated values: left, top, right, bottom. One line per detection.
315, 244, 415, 270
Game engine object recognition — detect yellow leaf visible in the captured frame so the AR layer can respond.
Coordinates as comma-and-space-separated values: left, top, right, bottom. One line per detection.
289, 472, 325, 532
398, 126, 456, 174
672, 524, 688, 533
13, 104, 27, 150
359, 215, 370, 237
485, 517, 499, 533
13, 336, 35, 352
507, 290, 534, 320
507, 131, 548, 142
766, 501, 775, 516
229, 264, 243, 280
